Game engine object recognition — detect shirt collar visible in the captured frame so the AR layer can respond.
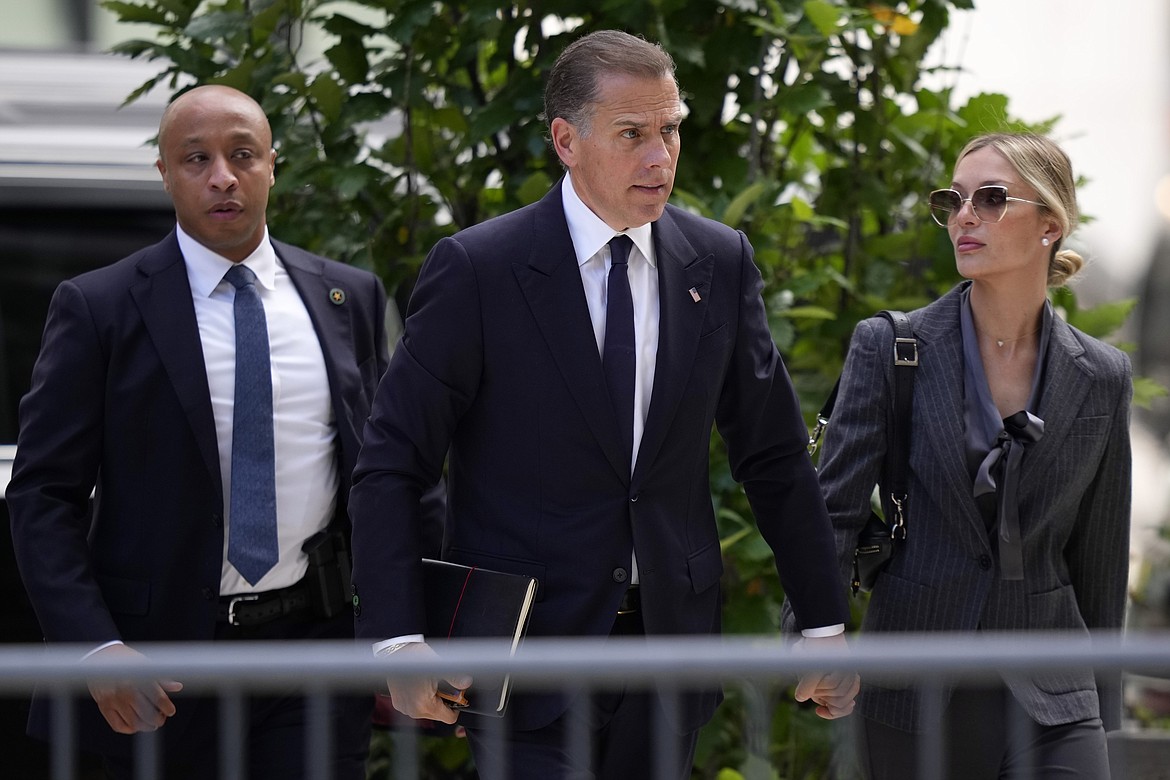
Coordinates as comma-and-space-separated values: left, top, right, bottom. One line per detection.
177, 223, 278, 298
561, 175, 656, 268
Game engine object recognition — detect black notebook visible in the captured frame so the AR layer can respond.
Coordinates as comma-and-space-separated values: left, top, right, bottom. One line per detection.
422, 558, 538, 716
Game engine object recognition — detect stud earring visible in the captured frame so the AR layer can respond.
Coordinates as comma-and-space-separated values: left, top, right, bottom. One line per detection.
1041, 237, 1050, 247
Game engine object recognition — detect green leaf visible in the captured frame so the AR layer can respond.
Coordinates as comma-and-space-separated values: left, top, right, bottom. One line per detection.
774, 83, 832, 115
325, 41, 370, 85
1133, 376, 1170, 409
334, 165, 373, 200
100, 1, 173, 25
250, 0, 288, 42
1064, 298, 1136, 338
108, 39, 162, 59
784, 305, 837, 321
154, 0, 195, 14
716, 769, 747, 780
308, 73, 345, 123
517, 172, 554, 205
957, 92, 1012, 130
121, 74, 166, 107
320, 12, 380, 39
184, 10, 248, 43
723, 181, 769, 228
803, 0, 842, 36
789, 197, 814, 222
213, 58, 257, 91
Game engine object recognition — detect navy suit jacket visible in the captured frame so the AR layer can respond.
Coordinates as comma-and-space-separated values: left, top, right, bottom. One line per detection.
823, 283, 1132, 731
7, 230, 388, 754
350, 182, 849, 732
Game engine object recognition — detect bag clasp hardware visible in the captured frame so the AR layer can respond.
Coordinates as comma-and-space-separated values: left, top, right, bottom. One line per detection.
890, 494, 908, 540
893, 338, 919, 367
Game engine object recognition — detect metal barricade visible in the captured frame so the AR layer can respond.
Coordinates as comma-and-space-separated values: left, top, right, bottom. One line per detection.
0, 632, 1167, 779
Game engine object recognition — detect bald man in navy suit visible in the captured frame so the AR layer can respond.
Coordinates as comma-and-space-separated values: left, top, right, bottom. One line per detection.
8, 85, 388, 779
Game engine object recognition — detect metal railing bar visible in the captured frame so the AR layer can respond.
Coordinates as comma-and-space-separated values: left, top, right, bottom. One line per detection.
2, 632, 1168, 693
917, 676, 944, 779
306, 687, 331, 780
133, 727, 159, 779
219, 690, 245, 780
49, 687, 75, 780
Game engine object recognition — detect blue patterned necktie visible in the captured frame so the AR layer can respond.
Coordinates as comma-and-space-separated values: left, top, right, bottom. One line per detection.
603, 235, 636, 461
223, 263, 279, 586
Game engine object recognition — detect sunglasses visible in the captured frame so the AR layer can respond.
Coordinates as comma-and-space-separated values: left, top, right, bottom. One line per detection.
928, 185, 1044, 227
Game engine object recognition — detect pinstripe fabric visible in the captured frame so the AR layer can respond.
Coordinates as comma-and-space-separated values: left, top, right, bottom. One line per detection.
821, 282, 1133, 732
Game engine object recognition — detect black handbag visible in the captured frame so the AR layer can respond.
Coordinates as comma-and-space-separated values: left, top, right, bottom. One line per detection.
809, 311, 918, 595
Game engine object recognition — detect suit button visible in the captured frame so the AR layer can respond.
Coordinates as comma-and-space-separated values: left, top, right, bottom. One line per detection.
211, 512, 223, 528
201, 587, 215, 600
630, 494, 639, 503
979, 555, 992, 571
612, 568, 629, 584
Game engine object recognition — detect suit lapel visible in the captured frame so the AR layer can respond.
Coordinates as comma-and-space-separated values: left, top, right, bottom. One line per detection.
278, 243, 363, 468
910, 288, 989, 542
512, 188, 631, 481
1020, 318, 1091, 488
128, 232, 222, 496
634, 208, 710, 479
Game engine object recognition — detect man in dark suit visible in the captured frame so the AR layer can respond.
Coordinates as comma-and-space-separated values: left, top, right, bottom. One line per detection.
349, 30, 858, 779
7, 85, 384, 779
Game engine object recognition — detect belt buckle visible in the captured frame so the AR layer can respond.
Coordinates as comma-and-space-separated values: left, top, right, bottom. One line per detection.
227, 594, 260, 626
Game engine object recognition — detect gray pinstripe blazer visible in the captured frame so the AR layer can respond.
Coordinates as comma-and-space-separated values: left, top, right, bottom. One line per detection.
822, 282, 1133, 732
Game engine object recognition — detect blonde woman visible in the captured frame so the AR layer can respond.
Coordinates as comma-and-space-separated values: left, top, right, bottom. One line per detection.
824, 133, 1131, 778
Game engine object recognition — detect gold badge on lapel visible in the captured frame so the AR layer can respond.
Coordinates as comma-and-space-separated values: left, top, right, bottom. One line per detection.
329, 288, 346, 305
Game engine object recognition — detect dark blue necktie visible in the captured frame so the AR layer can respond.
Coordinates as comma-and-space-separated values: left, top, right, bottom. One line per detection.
603, 235, 636, 460
224, 263, 279, 586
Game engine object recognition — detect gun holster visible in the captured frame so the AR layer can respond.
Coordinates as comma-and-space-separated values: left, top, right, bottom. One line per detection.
301, 526, 352, 620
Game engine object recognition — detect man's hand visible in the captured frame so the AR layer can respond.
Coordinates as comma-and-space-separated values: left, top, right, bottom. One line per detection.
85, 644, 183, 734
384, 642, 473, 725
792, 633, 860, 720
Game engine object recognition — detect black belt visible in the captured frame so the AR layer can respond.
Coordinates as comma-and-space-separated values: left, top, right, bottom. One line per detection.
617, 586, 640, 615
217, 581, 310, 626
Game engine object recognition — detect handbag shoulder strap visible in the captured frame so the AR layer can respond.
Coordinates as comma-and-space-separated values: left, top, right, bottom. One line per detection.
877, 310, 915, 540
809, 310, 918, 536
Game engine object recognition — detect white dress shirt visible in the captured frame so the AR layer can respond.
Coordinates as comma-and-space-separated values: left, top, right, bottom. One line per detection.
180, 225, 338, 595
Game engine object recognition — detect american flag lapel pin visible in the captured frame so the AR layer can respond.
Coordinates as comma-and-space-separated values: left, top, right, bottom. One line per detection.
688, 287, 701, 303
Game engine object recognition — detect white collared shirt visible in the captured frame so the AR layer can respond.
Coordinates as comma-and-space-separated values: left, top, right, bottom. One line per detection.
561, 174, 659, 471
179, 225, 338, 595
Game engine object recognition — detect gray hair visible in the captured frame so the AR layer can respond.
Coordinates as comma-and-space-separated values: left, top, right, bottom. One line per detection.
542, 30, 676, 138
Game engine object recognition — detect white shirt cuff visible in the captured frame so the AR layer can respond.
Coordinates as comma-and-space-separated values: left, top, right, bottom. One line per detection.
83, 640, 125, 660
372, 634, 425, 655
800, 624, 846, 638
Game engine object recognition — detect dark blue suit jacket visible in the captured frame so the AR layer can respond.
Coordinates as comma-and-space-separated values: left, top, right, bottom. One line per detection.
7, 230, 388, 755
350, 182, 848, 732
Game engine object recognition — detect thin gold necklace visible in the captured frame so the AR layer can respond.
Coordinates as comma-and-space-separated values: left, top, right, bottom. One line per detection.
982, 325, 1041, 348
